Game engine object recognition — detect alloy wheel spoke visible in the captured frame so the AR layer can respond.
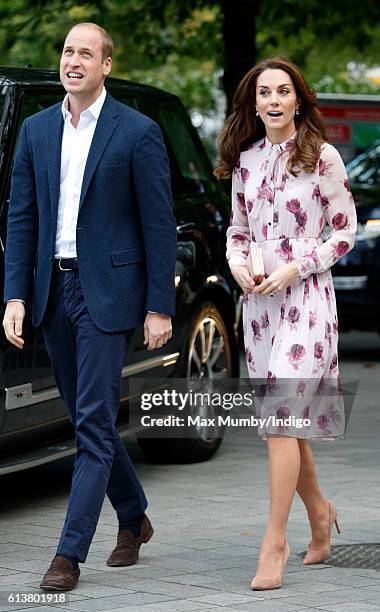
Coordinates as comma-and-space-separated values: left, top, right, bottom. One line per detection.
203, 319, 216, 362
199, 322, 207, 363
191, 347, 202, 373
208, 337, 225, 369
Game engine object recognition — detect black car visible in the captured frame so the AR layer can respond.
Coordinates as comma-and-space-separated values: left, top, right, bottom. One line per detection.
0, 67, 241, 474
332, 139, 380, 335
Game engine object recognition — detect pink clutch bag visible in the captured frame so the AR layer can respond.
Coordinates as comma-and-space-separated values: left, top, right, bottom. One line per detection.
246, 243, 265, 277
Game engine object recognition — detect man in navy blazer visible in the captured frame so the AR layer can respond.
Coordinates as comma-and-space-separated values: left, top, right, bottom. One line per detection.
3, 22, 177, 591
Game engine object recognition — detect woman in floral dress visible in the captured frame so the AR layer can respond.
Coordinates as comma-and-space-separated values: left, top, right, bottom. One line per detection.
215, 58, 356, 591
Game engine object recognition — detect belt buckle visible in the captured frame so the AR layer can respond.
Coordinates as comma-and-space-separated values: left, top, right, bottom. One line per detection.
58, 258, 73, 271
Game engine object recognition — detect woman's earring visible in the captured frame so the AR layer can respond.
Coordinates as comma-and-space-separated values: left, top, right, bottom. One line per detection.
295, 109, 300, 116
255, 110, 259, 117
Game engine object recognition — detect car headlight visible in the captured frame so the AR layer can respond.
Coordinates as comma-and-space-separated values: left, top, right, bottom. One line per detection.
357, 219, 380, 240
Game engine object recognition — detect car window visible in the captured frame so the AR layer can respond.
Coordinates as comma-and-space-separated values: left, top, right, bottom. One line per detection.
111, 95, 138, 110
18, 90, 64, 133
0, 88, 5, 126
0, 91, 64, 251
0, 88, 6, 179
347, 141, 380, 185
0, 84, 15, 180
138, 97, 212, 198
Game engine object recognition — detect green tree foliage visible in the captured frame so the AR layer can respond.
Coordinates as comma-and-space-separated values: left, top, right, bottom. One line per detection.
0, 0, 379, 115
257, 0, 380, 94
0, 1, 224, 111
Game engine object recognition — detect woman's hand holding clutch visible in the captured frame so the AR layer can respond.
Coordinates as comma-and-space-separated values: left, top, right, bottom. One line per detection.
252, 262, 300, 296
230, 264, 263, 295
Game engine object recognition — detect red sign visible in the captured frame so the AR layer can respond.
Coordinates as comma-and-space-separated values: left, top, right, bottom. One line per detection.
325, 123, 351, 143
320, 105, 380, 122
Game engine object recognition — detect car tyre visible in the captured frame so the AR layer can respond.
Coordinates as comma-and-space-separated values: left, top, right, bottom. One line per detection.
137, 301, 238, 463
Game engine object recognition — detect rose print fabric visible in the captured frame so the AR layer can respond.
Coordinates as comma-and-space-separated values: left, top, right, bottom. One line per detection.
226, 134, 357, 439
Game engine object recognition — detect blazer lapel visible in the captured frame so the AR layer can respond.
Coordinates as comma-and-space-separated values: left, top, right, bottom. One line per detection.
79, 95, 119, 210
46, 107, 64, 249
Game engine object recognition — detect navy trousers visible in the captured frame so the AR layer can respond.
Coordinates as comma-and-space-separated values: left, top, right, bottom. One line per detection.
41, 268, 147, 562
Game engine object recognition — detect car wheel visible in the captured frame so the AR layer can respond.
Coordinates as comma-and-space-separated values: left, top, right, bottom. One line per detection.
137, 301, 237, 463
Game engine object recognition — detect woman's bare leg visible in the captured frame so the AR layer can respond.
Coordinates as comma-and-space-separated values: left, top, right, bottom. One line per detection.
296, 439, 330, 549
254, 436, 300, 580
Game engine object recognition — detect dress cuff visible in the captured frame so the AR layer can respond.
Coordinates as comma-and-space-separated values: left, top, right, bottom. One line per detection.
228, 255, 248, 268
294, 250, 319, 279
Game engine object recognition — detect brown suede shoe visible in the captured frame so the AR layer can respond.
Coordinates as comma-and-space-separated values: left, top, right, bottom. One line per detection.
39, 556, 80, 591
107, 514, 154, 566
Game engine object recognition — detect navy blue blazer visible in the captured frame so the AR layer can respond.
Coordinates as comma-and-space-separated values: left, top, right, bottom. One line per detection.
4, 93, 177, 331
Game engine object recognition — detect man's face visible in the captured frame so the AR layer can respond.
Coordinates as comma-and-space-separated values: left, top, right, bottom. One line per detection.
60, 25, 112, 97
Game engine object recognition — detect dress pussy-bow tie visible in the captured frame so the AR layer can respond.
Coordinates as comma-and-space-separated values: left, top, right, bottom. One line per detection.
251, 143, 286, 220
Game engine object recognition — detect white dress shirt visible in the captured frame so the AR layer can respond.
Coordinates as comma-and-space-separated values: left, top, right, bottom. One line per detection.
55, 87, 107, 258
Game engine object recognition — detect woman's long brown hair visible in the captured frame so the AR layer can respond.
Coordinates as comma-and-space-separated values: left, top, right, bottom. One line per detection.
214, 57, 327, 179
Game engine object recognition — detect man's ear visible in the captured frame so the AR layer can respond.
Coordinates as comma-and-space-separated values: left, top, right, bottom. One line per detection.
104, 57, 112, 77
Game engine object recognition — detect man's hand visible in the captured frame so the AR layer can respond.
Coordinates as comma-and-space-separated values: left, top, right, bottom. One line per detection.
230, 264, 264, 295
144, 312, 172, 350
252, 262, 300, 296
3, 301, 26, 349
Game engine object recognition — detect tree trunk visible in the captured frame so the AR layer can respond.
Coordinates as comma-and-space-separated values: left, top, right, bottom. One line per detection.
221, 0, 259, 115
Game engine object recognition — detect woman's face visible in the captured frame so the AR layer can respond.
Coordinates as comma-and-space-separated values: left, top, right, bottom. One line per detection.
255, 68, 300, 143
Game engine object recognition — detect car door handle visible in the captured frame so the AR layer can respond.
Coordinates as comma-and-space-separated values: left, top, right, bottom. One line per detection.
177, 222, 196, 234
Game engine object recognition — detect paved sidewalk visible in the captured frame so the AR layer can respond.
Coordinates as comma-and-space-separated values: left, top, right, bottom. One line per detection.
0, 331, 379, 611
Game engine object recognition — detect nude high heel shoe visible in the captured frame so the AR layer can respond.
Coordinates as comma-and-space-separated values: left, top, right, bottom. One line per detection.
251, 541, 290, 590
303, 501, 341, 565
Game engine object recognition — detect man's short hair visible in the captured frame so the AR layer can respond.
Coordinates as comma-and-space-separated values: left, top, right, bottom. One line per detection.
68, 22, 114, 60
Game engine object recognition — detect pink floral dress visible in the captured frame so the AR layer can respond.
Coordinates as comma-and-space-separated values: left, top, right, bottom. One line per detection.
226, 134, 357, 439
